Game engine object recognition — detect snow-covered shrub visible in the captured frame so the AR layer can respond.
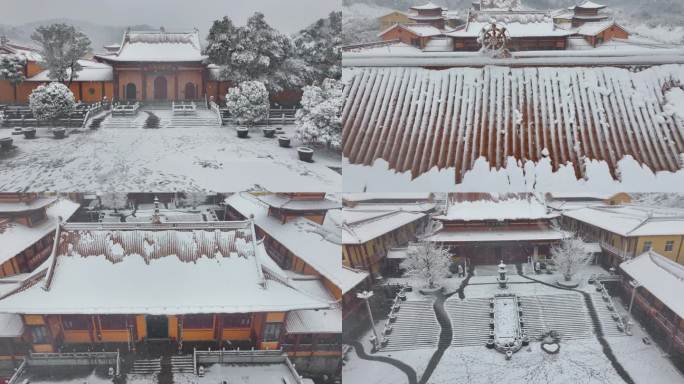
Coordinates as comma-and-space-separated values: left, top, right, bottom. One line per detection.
401, 240, 452, 289
225, 81, 269, 126
550, 237, 593, 282
295, 78, 343, 149
28, 82, 75, 122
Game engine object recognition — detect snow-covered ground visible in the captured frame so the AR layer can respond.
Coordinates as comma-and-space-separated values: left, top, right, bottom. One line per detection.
0, 126, 341, 192
344, 157, 684, 192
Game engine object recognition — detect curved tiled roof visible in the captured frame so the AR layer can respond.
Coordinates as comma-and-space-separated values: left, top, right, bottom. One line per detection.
342, 65, 684, 183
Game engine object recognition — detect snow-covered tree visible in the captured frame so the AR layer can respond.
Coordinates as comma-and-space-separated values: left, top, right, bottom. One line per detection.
0, 54, 26, 100
28, 82, 75, 123
550, 237, 593, 282
99, 193, 129, 213
31, 23, 91, 84
401, 240, 452, 289
225, 80, 270, 126
180, 192, 207, 209
293, 11, 342, 82
205, 13, 307, 93
295, 78, 344, 149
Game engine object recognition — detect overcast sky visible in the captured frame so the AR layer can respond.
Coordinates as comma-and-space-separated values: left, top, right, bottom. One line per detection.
3, 0, 340, 33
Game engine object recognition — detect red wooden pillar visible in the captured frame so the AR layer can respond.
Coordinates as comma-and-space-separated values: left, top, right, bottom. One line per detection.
174, 73, 179, 101
142, 70, 147, 101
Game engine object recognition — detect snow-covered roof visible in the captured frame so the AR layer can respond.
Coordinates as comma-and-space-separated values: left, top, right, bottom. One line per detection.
342, 65, 684, 183
448, 13, 573, 38
339, 266, 369, 294
547, 192, 617, 200
0, 221, 328, 315
0, 39, 41, 62
620, 251, 684, 318
428, 227, 569, 242
27, 60, 113, 82
480, 0, 522, 10
0, 199, 79, 266
436, 196, 555, 221
0, 313, 23, 337
570, 1, 606, 10
342, 209, 426, 244
0, 196, 56, 212
380, 24, 445, 38
563, 205, 684, 237
95, 30, 206, 62
343, 193, 434, 203
255, 194, 341, 211
573, 21, 623, 37
285, 275, 341, 334
225, 193, 344, 291
410, 2, 445, 11
346, 202, 437, 213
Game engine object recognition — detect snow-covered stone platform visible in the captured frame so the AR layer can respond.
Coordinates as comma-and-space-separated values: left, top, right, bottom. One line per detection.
0, 126, 341, 191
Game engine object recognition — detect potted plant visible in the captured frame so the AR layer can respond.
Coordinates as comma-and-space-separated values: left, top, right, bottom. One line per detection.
53, 127, 66, 139
263, 127, 276, 138
0, 137, 13, 150
22, 127, 36, 139
237, 127, 249, 138
297, 146, 314, 162
278, 135, 291, 148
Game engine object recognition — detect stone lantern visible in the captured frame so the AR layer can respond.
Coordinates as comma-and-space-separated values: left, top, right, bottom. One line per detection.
497, 260, 508, 289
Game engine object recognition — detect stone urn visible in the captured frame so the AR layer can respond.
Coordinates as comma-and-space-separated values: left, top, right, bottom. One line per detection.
0, 137, 13, 150
278, 136, 291, 148
22, 127, 36, 139
263, 127, 276, 138
53, 127, 66, 139
297, 146, 314, 162
236, 127, 249, 138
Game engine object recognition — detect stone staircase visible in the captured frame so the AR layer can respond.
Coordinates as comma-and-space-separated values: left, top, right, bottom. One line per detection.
102, 113, 147, 129
130, 357, 162, 375
169, 109, 220, 128
519, 293, 593, 340
446, 297, 491, 347
383, 300, 440, 352
590, 292, 628, 337
170, 354, 195, 374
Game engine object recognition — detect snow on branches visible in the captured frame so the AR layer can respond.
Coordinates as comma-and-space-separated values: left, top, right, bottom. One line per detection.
293, 11, 342, 82
180, 192, 207, 209
225, 81, 270, 126
99, 192, 129, 213
31, 23, 91, 84
206, 12, 305, 93
550, 237, 593, 282
401, 239, 452, 289
295, 78, 343, 149
0, 54, 26, 84
28, 82, 75, 122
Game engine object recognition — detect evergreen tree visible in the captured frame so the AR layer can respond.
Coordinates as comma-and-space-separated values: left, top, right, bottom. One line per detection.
31, 23, 91, 85
293, 11, 342, 82
0, 54, 26, 100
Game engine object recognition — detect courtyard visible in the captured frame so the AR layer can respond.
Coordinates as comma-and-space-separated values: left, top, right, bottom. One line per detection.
0, 122, 341, 192
343, 265, 684, 384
